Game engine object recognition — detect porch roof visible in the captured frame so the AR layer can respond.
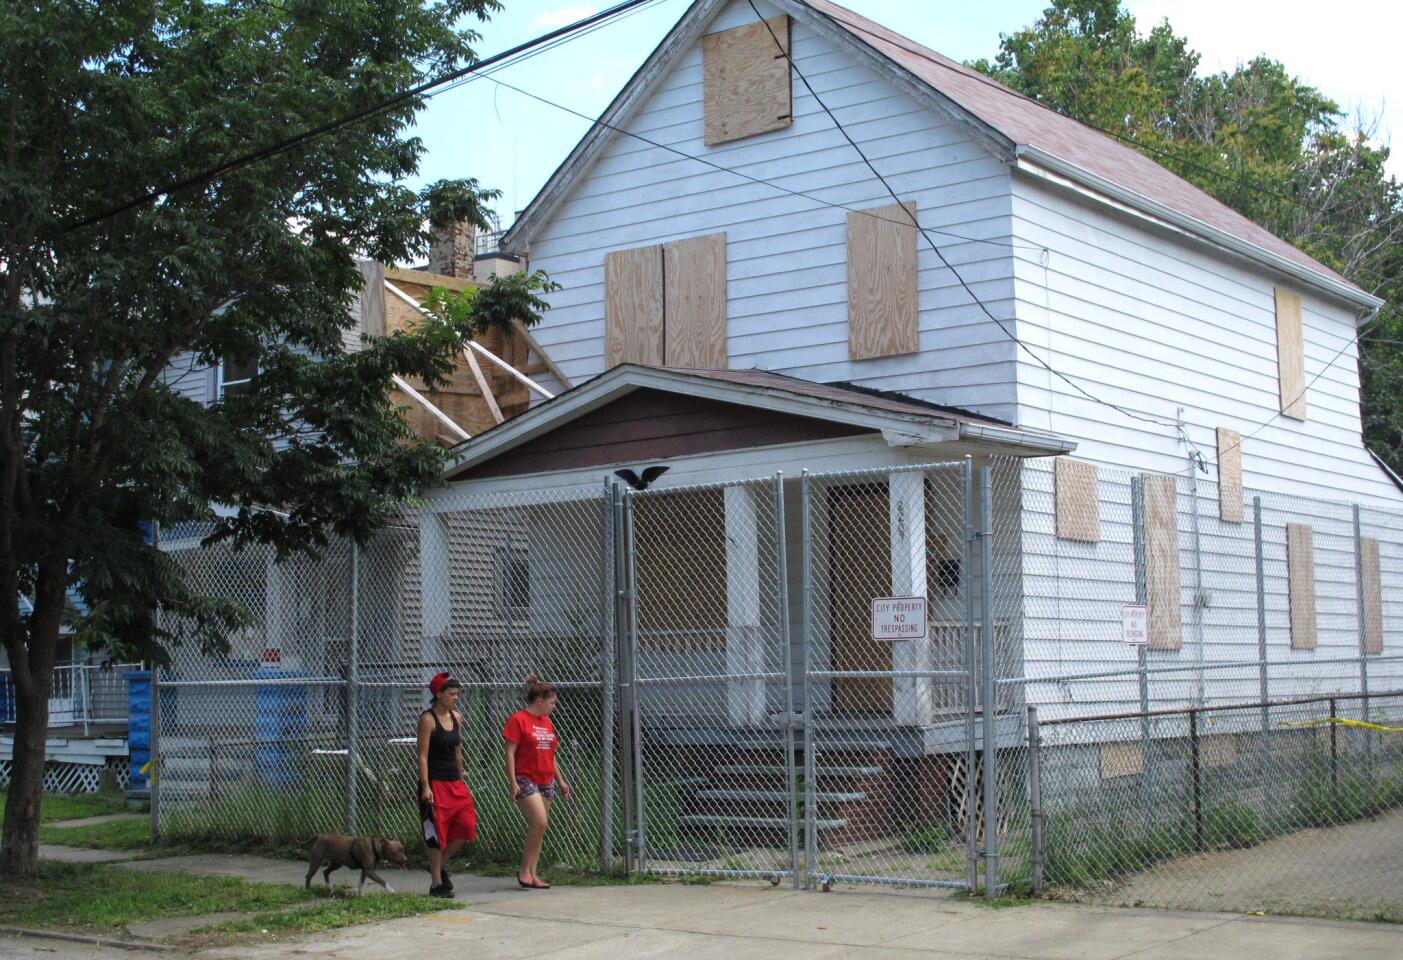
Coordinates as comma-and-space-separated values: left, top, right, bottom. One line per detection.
442, 365, 1074, 480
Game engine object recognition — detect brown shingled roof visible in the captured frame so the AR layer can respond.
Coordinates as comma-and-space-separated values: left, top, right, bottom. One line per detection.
800, 0, 1358, 292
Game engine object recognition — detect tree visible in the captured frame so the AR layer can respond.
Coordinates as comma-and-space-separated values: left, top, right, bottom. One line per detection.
973, 0, 1403, 470
0, 0, 540, 877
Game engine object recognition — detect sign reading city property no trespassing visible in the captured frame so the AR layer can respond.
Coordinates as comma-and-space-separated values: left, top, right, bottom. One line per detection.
871, 597, 927, 641
1122, 604, 1149, 645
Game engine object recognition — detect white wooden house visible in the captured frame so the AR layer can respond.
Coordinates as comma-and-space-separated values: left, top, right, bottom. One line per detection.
427, 0, 1403, 739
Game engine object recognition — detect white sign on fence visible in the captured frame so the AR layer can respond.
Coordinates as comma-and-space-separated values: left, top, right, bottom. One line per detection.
1122, 604, 1149, 645
871, 596, 927, 641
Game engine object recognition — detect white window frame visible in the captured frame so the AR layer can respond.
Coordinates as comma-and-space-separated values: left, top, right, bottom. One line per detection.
217, 358, 258, 398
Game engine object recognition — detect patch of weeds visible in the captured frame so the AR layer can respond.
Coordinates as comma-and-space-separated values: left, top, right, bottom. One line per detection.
0, 861, 321, 935
1203, 801, 1265, 850
898, 820, 951, 855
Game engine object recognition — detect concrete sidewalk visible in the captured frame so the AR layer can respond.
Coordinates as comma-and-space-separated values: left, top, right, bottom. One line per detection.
193, 881, 1401, 960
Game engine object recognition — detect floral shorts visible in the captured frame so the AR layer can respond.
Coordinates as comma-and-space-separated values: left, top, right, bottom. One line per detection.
515, 775, 555, 801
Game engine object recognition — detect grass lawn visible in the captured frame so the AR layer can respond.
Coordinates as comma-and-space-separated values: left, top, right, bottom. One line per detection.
0, 861, 459, 942
38, 816, 151, 852
0, 789, 133, 824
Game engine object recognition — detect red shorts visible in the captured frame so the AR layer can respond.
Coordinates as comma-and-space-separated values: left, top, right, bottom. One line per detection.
420, 779, 477, 847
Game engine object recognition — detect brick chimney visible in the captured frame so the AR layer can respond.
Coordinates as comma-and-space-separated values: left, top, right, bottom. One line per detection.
428, 220, 476, 278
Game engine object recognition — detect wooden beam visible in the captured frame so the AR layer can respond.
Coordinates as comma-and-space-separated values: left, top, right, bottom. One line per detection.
467, 340, 554, 399
511, 318, 574, 389
390, 374, 471, 441
384, 265, 484, 293
462, 347, 503, 424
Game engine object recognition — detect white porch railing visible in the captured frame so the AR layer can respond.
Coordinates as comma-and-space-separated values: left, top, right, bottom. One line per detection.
0, 661, 143, 732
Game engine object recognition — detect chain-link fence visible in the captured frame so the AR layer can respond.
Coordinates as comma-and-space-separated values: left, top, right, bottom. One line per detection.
150, 456, 1403, 918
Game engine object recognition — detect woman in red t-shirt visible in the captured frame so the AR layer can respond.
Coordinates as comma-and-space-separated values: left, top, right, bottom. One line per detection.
502, 673, 571, 889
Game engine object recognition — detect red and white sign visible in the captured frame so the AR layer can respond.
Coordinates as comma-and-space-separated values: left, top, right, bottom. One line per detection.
871, 596, 927, 641
1122, 604, 1149, 645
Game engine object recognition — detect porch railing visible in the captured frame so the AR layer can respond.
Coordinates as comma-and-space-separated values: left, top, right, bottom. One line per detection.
0, 661, 144, 732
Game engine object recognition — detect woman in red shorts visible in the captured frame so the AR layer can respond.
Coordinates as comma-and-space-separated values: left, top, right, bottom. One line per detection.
503, 673, 571, 889
417, 671, 477, 898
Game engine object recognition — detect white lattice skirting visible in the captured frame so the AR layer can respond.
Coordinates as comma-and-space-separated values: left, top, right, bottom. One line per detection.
0, 758, 130, 794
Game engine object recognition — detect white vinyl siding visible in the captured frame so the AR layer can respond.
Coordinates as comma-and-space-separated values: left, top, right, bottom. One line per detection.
1008, 174, 1403, 505
522, 0, 1020, 423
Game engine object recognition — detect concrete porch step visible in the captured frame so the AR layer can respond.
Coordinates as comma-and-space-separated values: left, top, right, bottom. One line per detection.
679, 813, 848, 831
693, 788, 865, 804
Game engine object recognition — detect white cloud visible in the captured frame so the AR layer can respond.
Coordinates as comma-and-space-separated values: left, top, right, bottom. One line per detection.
1127, 0, 1402, 175
533, 5, 598, 29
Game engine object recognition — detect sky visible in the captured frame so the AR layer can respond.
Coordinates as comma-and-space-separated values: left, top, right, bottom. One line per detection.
405, 0, 1402, 232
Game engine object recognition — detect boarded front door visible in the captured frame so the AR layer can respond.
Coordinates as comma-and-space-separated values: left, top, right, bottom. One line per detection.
826, 485, 892, 713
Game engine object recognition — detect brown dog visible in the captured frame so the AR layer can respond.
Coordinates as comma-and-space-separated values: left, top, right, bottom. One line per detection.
305, 834, 408, 894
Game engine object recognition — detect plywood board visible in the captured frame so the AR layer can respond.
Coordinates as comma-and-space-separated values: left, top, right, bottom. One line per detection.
663, 233, 728, 368
847, 202, 919, 360
702, 15, 792, 146
1362, 537, 1383, 655
1100, 741, 1144, 779
1201, 734, 1237, 769
1143, 474, 1183, 651
1287, 522, 1317, 650
604, 245, 664, 368
1275, 288, 1307, 420
1216, 427, 1243, 524
1055, 458, 1100, 543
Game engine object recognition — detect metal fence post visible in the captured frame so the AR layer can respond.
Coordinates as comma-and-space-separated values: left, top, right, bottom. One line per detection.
1189, 708, 1203, 852
1131, 476, 1151, 835
772, 472, 800, 890
1353, 504, 1373, 777
623, 490, 647, 873
347, 539, 360, 835
612, 482, 635, 874
150, 666, 161, 844
1189, 466, 1205, 707
978, 465, 999, 899
962, 457, 979, 893
1027, 705, 1043, 897
799, 470, 817, 890
1253, 496, 1269, 814
599, 477, 617, 873
1328, 695, 1339, 797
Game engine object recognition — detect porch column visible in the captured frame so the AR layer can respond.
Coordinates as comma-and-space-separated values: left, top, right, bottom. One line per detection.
419, 512, 451, 664
890, 471, 933, 726
725, 485, 767, 726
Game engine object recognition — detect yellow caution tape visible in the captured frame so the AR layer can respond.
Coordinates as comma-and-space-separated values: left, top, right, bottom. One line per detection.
140, 759, 155, 775
1278, 717, 1403, 733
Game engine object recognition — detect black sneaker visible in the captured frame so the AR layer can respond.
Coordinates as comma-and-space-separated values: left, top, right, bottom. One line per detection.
429, 883, 454, 899
440, 865, 453, 892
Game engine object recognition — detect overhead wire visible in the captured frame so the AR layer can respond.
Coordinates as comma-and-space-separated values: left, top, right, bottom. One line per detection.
745, 0, 1183, 431
59, 0, 662, 234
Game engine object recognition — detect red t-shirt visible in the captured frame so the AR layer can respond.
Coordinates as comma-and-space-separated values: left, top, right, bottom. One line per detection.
503, 710, 557, 785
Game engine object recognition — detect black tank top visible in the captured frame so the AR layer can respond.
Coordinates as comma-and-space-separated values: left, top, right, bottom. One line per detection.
423, 709, 460, 782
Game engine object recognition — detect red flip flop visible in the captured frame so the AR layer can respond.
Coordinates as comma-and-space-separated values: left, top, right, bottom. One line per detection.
530, 880, 551, 889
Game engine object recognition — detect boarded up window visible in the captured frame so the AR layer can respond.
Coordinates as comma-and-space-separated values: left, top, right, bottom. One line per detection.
1055, 458, 1100, 543
663, 233, 728, 368
1143, 474, 1182, 651
1216, 427, 1243, 524
606, 236, 727, 370
703, 15, 792, 146
1100, 741, 1143, 780
634, 490, 725, 651
1287, 522, 1317, 650
1275, 288, 1307, 420
605, 245, 664, 368
1362, 537, 1383, 655
848, 202, 919, 360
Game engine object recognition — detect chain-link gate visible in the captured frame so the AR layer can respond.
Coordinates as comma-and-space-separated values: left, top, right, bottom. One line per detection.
620, 475, 799, 883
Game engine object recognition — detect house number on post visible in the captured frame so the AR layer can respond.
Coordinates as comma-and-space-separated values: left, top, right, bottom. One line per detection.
872, 596, 928, 641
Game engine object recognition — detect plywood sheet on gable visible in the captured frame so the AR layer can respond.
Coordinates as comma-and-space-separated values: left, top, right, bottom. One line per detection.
1143, 474, 1182, 651
703, 15, 792, 146
664, 233, 727, 368
1362, 536, 1383, 655
605, 245, 664, 368
848, 202, 919, 360
1216, 427, 1243, 524
1275, 288, 1307, 421
1055, 458, 1100, 543
1287, 522, 1317, 650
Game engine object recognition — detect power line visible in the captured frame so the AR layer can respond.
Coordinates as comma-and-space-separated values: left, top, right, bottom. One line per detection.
481, 79, 1045, 252
60, 0, 660, 234
746, 0, 1181, 430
